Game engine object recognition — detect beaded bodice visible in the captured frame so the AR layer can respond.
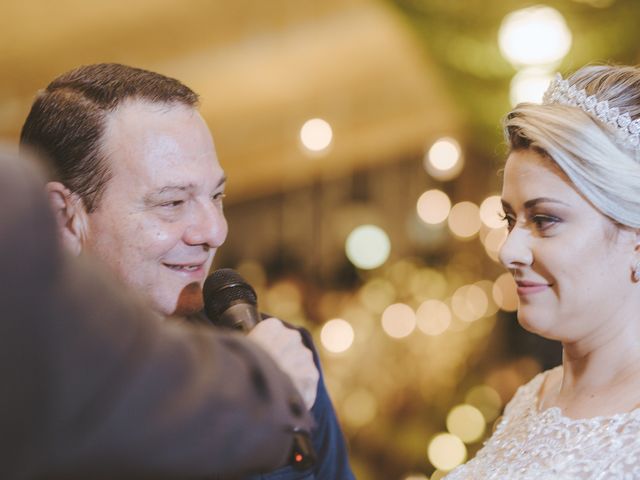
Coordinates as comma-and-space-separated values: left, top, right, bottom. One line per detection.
445, 367, 640, 479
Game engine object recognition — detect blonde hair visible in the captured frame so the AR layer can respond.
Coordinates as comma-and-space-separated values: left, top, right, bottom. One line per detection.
504, 65, 640, 228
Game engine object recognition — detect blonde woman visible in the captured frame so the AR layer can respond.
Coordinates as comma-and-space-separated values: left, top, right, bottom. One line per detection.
446, 65, 640, 478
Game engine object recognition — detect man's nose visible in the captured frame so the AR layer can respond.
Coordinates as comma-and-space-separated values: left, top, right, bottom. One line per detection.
184, 201, 228, 249
498, 226, 533, 270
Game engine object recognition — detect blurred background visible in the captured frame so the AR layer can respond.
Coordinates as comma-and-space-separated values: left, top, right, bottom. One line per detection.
2, 0, 639, 478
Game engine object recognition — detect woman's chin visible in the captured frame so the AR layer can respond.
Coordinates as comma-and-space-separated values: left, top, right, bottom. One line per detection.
516, 311, 556, 339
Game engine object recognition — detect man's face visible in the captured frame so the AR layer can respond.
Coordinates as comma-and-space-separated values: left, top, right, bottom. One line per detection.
81, 100, 228, 317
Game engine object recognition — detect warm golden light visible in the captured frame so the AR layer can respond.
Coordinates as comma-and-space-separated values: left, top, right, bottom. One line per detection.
417, 189, 452, 225
428, 433, 467, 471
416, 299, 451, 335
345, 224, 391, 270
482, 226, 508, 263
448, 202, 481, 239
381, 303, 416, 338
264, 280, 302, 318
451, 285, 488, 322
510, 68, 555, 105
474, 280, 500, 317
320, 318, 355, 353
300, 118, 333, 152
492, 273, 519, 312
236, 260, 267, 288
479, 195, 505, 229
342, 388, 378, 428
359, 278, 396, 314
410, 269, 448, 302
498, 5, 572, 67
465, 385, 503, 423
446, 404, 486, 443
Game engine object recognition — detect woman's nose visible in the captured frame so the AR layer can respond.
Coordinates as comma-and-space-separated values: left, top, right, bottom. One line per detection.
498, 226, 533, 269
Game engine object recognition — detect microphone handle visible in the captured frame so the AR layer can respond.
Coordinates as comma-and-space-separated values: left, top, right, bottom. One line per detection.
217, 303, 261, 332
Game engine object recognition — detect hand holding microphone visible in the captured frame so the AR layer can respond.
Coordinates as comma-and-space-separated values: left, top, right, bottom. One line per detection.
203, 269, 318, 470
248, 318, 319, 410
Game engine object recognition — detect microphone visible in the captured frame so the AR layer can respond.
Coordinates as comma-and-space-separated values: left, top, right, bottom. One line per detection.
203, 268, 260, 332
202, 268, 317, 471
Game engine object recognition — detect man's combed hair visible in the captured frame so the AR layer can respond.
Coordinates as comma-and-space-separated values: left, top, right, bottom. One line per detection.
20, 63, 199, 212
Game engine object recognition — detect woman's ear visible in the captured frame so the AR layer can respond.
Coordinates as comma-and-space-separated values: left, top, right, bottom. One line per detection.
633, 230, 640, 283
45, 182, 89, 256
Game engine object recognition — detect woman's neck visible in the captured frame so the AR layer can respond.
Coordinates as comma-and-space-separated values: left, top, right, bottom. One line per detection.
545, 316, 640, 418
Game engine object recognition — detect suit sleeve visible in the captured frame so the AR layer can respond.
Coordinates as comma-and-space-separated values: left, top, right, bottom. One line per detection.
247, 321, 356, 480
0, 153, 312, 479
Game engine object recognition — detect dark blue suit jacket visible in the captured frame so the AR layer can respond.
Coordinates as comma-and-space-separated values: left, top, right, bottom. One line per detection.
247, 326, 355, 480
191, 311, 355, 480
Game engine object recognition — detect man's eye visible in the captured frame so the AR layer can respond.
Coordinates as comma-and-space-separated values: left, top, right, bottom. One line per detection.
212, 192, 226, 203
160, 200, 184, 208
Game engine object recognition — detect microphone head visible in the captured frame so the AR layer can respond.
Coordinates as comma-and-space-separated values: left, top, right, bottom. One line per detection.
203, 268, 258, 324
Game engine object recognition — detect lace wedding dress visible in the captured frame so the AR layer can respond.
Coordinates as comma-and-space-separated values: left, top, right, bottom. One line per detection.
445, 367, 640, 479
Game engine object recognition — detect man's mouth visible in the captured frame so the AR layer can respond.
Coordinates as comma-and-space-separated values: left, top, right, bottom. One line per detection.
164, 264, 202, 272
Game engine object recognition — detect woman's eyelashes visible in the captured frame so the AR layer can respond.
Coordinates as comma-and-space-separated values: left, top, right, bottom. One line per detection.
530, 213, 562, 233
499, 210, 562, 234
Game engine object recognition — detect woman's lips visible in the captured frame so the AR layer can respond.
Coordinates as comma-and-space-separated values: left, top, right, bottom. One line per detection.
516, 280, 551, 296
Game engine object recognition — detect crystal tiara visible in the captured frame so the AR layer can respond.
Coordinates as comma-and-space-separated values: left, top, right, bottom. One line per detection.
542, 73, 640, 158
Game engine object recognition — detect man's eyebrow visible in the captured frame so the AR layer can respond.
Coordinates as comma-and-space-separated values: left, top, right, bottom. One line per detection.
150, 185, 193, 196
148, 176, 227, 197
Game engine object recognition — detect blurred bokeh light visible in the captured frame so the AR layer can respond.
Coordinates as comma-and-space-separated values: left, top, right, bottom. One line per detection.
417, 189, 452, 225
446, 404, 486, 443
510, 68, 555, 105
300, 117, 333, 153
498, 5, 572, 67
427, 433, 467, 471
321, 318, 355, 353
381, 303, 416, 338
447, 202, 481, 239
346, 224, 391, 270
424, 137, 464, 181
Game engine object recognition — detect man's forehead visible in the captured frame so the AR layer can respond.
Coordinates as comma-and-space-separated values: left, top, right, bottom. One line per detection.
100, 99, 223, 186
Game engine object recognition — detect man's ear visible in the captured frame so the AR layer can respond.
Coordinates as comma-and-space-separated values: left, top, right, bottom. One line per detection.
45, 182, 89, 256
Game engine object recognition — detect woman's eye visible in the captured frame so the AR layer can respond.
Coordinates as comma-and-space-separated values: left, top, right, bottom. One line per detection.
531, 214, 560, 231
499, 212, 516, 231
